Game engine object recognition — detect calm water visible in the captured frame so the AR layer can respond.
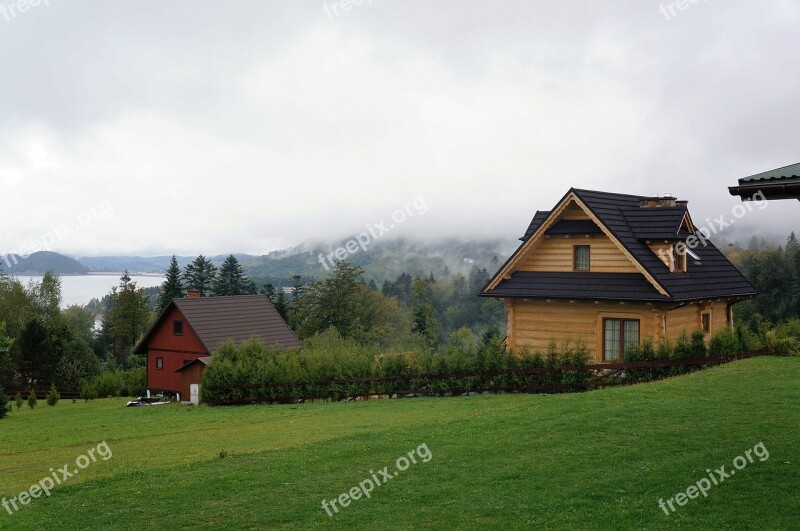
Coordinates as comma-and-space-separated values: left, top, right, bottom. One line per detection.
13, 275, 165, 308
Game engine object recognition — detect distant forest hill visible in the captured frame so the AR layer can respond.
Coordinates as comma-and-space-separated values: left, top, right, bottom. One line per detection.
1, 238, 519, 286
0, 251, 88, 275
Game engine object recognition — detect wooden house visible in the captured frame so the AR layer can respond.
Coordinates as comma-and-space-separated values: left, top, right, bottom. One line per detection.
133, 292, 300, 400
481, 188, 756, 363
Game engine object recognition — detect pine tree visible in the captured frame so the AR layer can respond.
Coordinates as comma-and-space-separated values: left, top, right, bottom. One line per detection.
183, 255, 217, 296
14, 392, 23, 410
274, 290, 289, 322
107, 271, 152, 364
411, 276, 440, 346
157, 255, 184, 311
212, 255, 249, 296
261, 283, 277, 300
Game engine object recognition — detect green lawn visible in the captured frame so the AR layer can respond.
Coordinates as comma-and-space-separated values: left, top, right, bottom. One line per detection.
1, 356, 799, 529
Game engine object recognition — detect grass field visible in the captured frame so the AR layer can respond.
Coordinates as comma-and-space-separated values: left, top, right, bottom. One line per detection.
1, 356, 799, 529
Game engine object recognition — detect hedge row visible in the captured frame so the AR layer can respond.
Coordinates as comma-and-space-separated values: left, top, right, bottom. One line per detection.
201, 329, 591, 405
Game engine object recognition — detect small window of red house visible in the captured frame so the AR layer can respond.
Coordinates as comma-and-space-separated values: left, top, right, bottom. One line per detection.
156, 357, 164, 370
173, 320, 183, 335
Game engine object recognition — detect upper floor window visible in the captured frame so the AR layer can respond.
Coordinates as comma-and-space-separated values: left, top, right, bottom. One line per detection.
573, 245, 590, 271
672, 245, 686, 272
173, 320, 183, 335
156, 357, 164, 370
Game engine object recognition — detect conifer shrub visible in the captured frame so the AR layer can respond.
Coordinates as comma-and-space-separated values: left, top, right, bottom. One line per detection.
27, 390, 37, 409
46, 383, 60, 406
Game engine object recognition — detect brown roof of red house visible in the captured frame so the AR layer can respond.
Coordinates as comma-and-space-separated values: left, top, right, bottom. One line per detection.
134, 294, 301, 355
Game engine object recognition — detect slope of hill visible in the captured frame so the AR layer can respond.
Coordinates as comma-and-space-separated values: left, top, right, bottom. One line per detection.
242, 237, 518, 283
0, 251, 89, 275
74, 238, 518, 284
78, 254, 258, 274
2, 357, 797, 528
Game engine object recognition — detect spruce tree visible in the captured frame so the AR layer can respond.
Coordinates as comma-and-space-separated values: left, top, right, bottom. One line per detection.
261, 283, 277, 300
274, 290, 289, 322
157, 255, 184, 311
212, 255, 249, 296
183, 255, 217, 296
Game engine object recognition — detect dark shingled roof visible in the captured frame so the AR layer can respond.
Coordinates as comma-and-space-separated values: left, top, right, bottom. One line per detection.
134, 294, 301, 354
484, 188, 757, 303
622, 206, 691, 240
521, 210, 550, 241
729, 162, 800, 201
488, 272, 668, 301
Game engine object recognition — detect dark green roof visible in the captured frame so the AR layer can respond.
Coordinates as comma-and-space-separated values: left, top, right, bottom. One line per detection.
729, 162, 800, 201
739, 162, 800, 183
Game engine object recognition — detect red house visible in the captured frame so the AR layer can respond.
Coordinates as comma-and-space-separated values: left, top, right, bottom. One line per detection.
133, 292, 301, 399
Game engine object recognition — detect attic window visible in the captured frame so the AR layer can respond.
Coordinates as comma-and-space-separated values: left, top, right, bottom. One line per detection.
173, 320, 184, 335
671, 245, 686, 273
573, 245, 590, 271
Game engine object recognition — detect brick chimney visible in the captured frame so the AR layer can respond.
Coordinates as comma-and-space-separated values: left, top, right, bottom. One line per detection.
187, 289, 202, 298
640, 194, 677, 208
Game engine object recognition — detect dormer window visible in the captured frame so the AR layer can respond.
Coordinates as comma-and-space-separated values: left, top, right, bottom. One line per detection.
573, 245, 590, 271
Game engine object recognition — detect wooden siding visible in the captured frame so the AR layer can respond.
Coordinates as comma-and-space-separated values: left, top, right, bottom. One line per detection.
648, 242, 672, 268
508, 298, 735, 363
518, 235, 639, 273
507, 299, 657, 362
561, 202, 590, 220
180, 362, 206, 403
145, 306, 208, 393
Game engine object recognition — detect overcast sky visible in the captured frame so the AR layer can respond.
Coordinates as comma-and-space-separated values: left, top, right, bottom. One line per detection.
1, 0, 799, 257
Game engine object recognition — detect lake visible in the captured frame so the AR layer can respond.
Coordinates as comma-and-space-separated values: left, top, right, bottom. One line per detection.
13, 274, 166, 308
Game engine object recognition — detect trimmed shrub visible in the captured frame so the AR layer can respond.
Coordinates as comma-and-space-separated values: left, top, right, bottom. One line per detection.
46, 384, 60, 406
690, 330, 707, 358
708, 327, 738, 356
672, 330, 694, 360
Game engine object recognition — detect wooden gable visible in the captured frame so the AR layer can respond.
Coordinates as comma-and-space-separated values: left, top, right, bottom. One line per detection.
487, 192, 669, 296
